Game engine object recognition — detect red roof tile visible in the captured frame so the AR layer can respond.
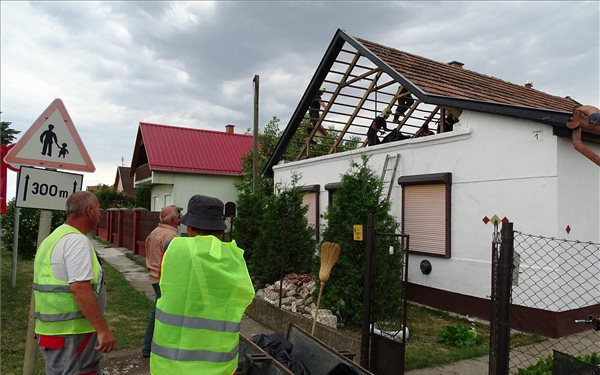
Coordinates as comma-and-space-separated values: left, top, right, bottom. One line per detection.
138, 123, 252, 175
357, 38, 578, 113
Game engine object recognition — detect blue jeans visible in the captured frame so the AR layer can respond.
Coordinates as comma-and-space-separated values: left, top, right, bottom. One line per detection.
142, 283, 161, 355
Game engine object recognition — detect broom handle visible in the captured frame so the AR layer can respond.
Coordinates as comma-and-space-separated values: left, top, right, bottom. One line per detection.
311, 282, 325, 336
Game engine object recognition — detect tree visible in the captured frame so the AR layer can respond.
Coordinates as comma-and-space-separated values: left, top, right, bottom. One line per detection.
92, 184, 135, 209
233, 117, 279, 258
320, 154, 403, 326
1, 115, 20, 146
0, 199, 65, 259
250, 174, 317, 283
234, 116, 318, 285
135, 186, 152, 209
284, 118, 361, 161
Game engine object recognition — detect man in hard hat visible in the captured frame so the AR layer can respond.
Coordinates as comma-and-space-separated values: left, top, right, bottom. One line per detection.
150, 195, 254, 375
33, 191, 116, 375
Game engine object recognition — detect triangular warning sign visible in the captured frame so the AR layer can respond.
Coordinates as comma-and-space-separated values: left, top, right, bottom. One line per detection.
4, 98, 95, 172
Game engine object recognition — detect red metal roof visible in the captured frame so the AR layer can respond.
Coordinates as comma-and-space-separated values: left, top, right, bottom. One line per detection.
137, 122, 253, 175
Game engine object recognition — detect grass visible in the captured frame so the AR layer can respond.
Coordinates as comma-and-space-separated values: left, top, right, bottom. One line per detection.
341, 303, 546, 371
0, 252, 152, 375
404, 304, 544, 370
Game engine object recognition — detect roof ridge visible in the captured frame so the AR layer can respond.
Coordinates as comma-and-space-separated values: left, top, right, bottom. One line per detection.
139, 122, 252, 138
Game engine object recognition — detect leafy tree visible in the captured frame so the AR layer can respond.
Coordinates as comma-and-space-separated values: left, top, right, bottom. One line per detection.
320, 154, 403, 326
92, 184, 135, 209
0, 199, 66, 259
250, 174, 317, 283
135, 186, 152, 209
284, 118, 361, 161
1, 115, 20, 146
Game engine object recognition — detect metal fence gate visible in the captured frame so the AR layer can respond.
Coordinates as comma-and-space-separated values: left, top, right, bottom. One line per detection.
490, 221, 600, 374
363, 213, 410, 375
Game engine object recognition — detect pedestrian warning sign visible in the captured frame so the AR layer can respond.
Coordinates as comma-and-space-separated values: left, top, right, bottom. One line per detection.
3, 98, 95, 172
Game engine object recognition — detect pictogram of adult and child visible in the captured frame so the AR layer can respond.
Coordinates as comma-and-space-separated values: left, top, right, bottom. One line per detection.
40, 124, 69, 158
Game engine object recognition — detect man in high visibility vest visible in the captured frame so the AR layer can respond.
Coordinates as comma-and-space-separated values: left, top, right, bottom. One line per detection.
151, 195, 255, 375
33, 191, 116, 375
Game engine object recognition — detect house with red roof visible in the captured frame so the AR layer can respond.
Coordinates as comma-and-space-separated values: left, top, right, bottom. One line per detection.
264, 29, 600, 337
130, 123, 252, 212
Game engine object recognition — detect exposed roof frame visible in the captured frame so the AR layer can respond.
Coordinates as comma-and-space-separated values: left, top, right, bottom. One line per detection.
263, 29, 576, 177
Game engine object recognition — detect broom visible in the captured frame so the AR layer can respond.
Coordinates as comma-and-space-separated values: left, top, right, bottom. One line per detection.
311, 241, 341, 335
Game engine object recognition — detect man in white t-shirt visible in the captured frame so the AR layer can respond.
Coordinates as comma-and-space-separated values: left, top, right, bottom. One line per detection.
33, 191, 116, 375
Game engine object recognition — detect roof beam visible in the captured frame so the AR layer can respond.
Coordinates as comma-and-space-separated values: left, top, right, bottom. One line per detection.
297, 50, 362, 159
333, 70, 384, 152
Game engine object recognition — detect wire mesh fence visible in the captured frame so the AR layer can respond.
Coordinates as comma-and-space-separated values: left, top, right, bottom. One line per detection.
551, 351, 600, 375
509, 231, 600, 373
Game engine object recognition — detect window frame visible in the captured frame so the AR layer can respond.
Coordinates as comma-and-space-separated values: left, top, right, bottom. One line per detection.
398, 172, 451, 257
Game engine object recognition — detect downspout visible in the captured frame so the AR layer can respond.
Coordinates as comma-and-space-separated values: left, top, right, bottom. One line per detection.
566, 106, 600, 166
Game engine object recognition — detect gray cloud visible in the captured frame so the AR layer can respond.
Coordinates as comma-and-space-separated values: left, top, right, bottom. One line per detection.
2, 1, 598, 198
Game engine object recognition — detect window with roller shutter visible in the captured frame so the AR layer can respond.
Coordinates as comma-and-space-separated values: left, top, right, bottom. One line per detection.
300, 185, 320, 241
398, 173, 451, 257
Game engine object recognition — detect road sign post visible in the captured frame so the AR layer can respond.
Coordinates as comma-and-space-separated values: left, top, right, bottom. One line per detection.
23, 209, 53, 375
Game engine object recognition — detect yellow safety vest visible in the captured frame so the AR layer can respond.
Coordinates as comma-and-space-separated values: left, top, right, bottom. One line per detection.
151, 236, 255, 375
33, 224, 101, 335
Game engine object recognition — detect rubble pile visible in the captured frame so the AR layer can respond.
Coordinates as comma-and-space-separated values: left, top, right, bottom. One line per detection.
254, 273, 337, 329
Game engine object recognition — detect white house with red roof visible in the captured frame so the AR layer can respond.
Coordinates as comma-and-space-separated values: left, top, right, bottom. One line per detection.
130, 122, 252, 212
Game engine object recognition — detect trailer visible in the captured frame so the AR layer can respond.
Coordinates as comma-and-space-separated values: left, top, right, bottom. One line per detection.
239, 324, 374, 375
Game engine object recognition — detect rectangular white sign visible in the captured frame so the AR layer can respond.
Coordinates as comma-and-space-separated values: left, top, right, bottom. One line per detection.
16, 166, 84, 211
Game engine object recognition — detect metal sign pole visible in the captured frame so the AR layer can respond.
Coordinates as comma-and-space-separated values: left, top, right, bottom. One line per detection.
22, 209, 53, 375
11, 207, 20, 287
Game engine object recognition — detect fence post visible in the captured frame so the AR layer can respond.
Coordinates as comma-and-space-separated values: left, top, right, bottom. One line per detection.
132, 209, 141, 255
116, 209, 125, 247
360, 213, 375, 369
494, 222, 514, 375
106, 209, 113, 243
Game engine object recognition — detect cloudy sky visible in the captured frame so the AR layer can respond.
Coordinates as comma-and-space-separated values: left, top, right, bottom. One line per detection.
2, 1, 599, 200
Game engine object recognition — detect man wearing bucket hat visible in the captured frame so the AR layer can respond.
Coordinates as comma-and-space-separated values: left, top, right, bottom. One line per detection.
150, 195, 255, 375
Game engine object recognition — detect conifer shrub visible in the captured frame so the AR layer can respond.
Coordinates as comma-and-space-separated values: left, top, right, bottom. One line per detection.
250, 175, 317, 283
320, 154, 403, 326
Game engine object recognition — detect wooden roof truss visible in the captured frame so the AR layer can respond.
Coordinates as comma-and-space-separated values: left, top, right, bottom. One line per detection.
286, 42, 448, 162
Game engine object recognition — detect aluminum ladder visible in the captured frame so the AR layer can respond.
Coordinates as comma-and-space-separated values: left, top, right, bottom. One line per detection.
381, 153, 400, 201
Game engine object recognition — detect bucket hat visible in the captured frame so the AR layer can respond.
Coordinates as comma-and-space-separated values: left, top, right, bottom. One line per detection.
180, 195, 226, 231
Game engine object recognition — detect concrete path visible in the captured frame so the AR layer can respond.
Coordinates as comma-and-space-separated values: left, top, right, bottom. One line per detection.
92, 238, 599, 375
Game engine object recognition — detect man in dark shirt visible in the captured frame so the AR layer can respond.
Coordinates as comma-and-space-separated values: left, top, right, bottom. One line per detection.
367, 116, 388, 146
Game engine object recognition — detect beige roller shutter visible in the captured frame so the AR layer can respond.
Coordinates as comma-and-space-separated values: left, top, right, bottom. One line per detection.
404, 184, 447, 255
303, 192, 317, 230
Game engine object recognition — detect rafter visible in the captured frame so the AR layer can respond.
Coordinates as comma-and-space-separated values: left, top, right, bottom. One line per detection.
297, 51, 362, 160
332, 70, 383, 153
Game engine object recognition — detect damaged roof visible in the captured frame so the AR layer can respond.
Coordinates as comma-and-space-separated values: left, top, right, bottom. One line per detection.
264, 28, 580, 176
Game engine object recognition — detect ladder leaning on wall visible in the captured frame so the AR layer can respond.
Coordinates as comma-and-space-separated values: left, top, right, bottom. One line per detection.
381, 153, 400, 202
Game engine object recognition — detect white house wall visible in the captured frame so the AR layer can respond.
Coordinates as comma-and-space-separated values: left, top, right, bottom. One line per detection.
150, 171, 242, 212
273, 110, 599, 302
557, 137, 600, 242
